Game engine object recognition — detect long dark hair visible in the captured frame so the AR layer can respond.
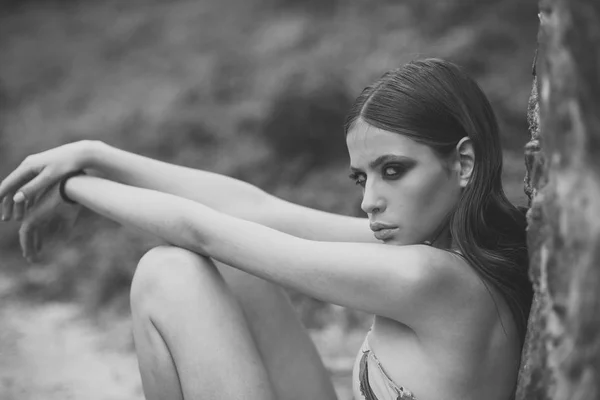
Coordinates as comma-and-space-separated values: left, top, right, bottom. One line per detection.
345, 58, 532, 346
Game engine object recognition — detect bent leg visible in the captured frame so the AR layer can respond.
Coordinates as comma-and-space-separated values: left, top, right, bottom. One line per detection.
131, 245, 337, 400
215, 261, 337, 400
130, 246, 276, 400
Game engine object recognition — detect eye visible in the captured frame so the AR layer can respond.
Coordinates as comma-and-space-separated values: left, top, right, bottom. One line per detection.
349, 172, 366, 187
383, 165, 404, 178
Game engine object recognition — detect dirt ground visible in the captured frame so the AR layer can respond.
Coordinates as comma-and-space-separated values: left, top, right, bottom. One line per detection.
0, 275, 362, 400
0, 299, 144, 400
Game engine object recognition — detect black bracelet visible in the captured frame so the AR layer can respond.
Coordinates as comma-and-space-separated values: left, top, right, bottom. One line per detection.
59, 170, 86, 205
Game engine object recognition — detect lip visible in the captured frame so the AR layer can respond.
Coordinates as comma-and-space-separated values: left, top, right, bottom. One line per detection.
370, 222, 399, 241
370, 222, 398, 232
373, 228, 399, 241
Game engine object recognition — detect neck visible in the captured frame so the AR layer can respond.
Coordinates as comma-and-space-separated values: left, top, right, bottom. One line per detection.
424, 225, 455, 251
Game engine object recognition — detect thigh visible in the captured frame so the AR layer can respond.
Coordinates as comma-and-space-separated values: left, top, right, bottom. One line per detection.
132, 247, 278, 400
214, 260, 338, 400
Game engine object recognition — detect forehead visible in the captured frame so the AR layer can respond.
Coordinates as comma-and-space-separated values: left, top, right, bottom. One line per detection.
346, 119, 433, 165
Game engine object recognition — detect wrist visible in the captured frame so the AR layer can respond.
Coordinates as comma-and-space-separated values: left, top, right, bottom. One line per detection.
83, 140, 109, 171
60, 170, 87, 205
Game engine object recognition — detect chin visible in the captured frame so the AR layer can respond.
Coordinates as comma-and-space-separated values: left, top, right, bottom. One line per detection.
381, 238, 403, 246
388, 236, 423, 246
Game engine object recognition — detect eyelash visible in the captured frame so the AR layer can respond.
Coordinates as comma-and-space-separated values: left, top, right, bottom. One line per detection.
349, 165, 405, 187
348, 172, 366, 187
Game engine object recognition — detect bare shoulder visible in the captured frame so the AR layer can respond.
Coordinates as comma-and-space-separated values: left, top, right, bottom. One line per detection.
397, 246, 495, 330
406, 246, 484, 294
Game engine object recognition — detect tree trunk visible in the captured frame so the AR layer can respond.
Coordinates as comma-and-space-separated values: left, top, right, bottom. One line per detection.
516, 0, 600, 399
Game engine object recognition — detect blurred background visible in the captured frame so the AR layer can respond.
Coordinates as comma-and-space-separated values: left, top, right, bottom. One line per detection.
0, 0, 537, 398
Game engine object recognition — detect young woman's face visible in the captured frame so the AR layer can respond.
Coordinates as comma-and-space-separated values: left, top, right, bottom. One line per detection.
346, 119, 463, 246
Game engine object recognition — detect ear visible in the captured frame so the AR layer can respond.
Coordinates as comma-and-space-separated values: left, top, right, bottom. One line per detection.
455, 137, 474, 188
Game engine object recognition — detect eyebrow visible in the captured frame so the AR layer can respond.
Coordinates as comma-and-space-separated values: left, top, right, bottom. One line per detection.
350, 154, 416, 172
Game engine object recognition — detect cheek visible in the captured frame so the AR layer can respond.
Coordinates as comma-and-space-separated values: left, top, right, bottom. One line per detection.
395, 170, 458, 221
405, 171, 447, 205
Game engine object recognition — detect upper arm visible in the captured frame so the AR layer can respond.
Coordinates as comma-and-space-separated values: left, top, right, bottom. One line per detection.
248, 196, 378, 243
197, 213, 465, 327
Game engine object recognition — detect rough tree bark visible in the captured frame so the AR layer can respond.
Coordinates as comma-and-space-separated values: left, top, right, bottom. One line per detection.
516, 0, 600, 399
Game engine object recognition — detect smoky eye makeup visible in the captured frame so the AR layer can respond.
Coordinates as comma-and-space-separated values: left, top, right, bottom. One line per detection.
348, 154, 416, 186
348, 165, 409, 187
348, 171, 366, 187
382, 164, 409, 178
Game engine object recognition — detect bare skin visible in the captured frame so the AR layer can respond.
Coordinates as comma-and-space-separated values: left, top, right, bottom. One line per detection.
0, 125, 522, 399
130, 247, 339, 400
346, 119, 522, 399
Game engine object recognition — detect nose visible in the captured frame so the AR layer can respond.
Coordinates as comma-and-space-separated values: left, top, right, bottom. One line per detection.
360, 182, 386, 215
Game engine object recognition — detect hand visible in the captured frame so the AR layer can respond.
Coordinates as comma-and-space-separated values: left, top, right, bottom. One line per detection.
18, 182, 81, 263
0, 140, 96, 221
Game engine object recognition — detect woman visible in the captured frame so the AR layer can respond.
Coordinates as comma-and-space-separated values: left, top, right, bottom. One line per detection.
0, 58, 531, 400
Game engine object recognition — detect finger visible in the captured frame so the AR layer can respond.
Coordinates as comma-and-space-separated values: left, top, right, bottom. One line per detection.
19, 222, 34, 260
2, 196, 13, 221
0, 159, 38, 199
30, 227, 39, 262
26, 227, 36, 263
14, 169, 55, 206
24, 199, 31, 220
26, 226, 35, 262
14, 197, 25, 221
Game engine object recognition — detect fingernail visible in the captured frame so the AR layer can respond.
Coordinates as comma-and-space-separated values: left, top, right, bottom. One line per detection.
13, 192, 25, 203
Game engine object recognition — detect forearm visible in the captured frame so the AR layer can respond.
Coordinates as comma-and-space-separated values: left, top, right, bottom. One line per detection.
85, 141, 269, 219
79, 142, 374, 243
61, 174, 400, 318
64, 175, 209, 252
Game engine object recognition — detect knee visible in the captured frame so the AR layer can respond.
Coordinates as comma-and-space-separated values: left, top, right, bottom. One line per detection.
130, 245, 219, 313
